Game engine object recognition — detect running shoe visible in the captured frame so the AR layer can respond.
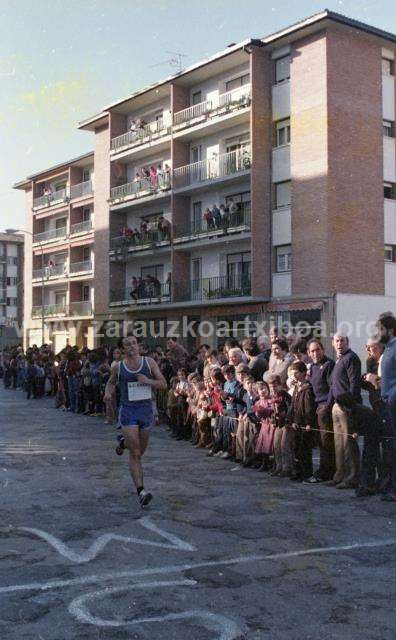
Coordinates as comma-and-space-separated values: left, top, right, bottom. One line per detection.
138, 490, 153, 508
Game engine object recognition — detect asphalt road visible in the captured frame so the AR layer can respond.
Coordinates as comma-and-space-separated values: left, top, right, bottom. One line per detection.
0, 385, 395, 640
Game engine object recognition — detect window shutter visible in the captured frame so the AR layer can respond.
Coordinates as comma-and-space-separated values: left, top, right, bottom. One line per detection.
219, 253, 227, 277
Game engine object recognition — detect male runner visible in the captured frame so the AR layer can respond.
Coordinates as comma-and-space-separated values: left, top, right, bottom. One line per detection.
104, 335, 167, 507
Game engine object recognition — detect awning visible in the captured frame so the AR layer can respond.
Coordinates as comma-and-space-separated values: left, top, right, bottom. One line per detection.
266, 300, 324, 312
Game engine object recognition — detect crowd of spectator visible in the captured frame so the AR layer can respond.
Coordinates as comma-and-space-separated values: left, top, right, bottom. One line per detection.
1, 311, 396, 502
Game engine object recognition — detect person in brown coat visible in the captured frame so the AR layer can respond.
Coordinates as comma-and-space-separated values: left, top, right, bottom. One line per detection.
286, 361, 317, 482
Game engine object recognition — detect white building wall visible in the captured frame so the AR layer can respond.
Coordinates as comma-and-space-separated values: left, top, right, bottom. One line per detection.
7, 265, 18, 278
272, 145, 291, 183
186, 63, 250, 105
190, 239, 251, 280
385, 263, 396, 296
383, 136, 396, 183
189, 123, 250, 162
336, 292, 396, 361
272, 81, 290, 121
272, 207, 291, 246
272, 272, 291, 297
127, 96, 172, 129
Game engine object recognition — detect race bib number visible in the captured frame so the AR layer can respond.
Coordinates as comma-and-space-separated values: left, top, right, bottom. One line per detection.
127, 382, 152, 402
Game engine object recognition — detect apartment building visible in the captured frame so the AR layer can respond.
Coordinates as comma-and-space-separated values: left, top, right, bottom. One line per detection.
15, 153, 95, 352
0, 231, 24, 347
15, 11, 396, 354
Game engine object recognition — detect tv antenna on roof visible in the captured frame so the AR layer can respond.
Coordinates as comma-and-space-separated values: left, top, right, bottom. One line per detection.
150, 51, 187, 74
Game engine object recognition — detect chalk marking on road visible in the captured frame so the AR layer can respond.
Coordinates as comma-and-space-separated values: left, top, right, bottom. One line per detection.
1, 536, 396, 595
69, 581, 243, 640
13, 517, 195, 563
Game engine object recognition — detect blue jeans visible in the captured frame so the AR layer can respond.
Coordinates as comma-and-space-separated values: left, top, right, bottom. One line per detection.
68, 376, 80, 412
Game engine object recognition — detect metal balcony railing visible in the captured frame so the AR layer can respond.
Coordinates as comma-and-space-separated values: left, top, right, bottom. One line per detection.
173, 148, 251, 190
175, 205, 251, 239
110, 282, 171, 305
32, 227, 67, 244
187, 274, 251, 302
70, 219, 92, 235
33, 188, 68, 209
110, 228, 171, 251
172, 85, 251, 128
32, 264, 66, 280
110, 174, 171, 202
69, 260, 92, 274
32, 304, 67, 318
68, 301, 92, 316
111, 118, 169, 152
70, 180, 93, 199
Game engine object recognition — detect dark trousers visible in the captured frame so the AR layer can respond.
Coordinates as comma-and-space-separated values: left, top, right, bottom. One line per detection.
381, 402, 396, 491
316, 404, 336, 480
294, 428, 314, 479
26, 378, 37, 399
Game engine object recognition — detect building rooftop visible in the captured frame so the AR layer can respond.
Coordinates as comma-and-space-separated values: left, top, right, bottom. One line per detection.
78, 9, 396, 130
13, 150, 94, 190
0, 231, 24, 243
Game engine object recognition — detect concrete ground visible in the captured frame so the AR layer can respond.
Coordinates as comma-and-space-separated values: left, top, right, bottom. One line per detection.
0, 385, 395, 640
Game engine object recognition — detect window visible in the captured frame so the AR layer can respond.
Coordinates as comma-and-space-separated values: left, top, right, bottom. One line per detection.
7, 257, 18, 265
226, 251, 251, 285
384, 182, 396, 200
225, 73, 250, 92
141, 264, 164, 282
82, 168, 90, 182
383, 120, 394, 137
6, 277, 17, 286
275, 56, 290, 83
82, 247, 91, 262
276, 119, 290, 146
6, 297, 17, 305
82, 285, 90, 301
275, 181, 291, 208
191, 146, 202, 163
56, 217, 67, 229
82, 207, 91, 221
382, 58, 394, 76
55, 292, 67, 306
276, 245, 292, 272
192, 201, 202, 232
55, 181, 67, 192
192, 91, 202, 105
385, 245, 396, 262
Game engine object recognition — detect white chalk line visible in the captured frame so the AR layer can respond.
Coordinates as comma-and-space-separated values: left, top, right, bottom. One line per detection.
68, 581, 243, 640
1, 536, 396, 595
12, 517, 195, 563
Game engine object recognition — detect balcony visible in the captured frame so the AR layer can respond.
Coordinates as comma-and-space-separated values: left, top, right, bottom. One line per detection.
111, 119, 170, 154
33, 189, 68, 210
110, 229, 171, 253
70, 219, 92, 235
32, 264, 66, 281
69, 260, 93, 275
174, 205, 251, 243
173, 148, 251, 191
70, 180, 93, 200
110, 174, 171, 204
110, 282, 171, 307
184, 274, 251, 302
68, 301, 93, 316
173, 85, 251, 131
33, 227, 67, 245
31, 301, 92, 319
32, 304, 66, 318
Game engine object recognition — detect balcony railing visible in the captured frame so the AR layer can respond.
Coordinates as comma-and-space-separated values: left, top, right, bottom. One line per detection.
186, 274, 251, 302
111, 118, 169, 152
33, 227, 67, 244
110, 282, 171, 306
32, 304, 66, 318
69, 260, 92, 274
32, 301, 92, 318
110, 174, 171, 203
174, 205, 251, 239
110, 228, 171, 251
70, 219, 92, 235
68, 301, 92, 316
173, 148, 251, 190
33, 189, 68, 210
70, 180, 93, 200
32, 264, 66, 280
173, 85, 251, 129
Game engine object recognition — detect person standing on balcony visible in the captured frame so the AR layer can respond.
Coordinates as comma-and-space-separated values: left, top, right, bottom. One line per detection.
104, 335, 167, 508
163, 164, 171, 188
228, 198, 239, 221
212, 204, 222, 229
219, 204, 229, 230
203, 207, 214, 231
149, 166, 158, 189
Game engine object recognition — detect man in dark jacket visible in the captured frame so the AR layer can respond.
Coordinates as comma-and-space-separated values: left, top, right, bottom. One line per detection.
307, 339, 335, 482
326, 334, 361, 489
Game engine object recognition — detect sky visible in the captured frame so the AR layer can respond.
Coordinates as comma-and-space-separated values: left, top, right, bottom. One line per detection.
0, 0, 395, 231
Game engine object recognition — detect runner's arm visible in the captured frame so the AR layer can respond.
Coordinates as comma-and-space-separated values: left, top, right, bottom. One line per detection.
137, 358, 167, 390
